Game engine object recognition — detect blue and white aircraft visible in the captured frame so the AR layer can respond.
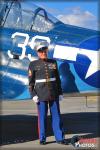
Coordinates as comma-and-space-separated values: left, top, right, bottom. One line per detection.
0, 0, 100, 100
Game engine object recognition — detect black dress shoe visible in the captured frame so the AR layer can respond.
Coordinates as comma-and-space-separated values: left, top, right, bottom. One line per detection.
40, 141, 46, 145
57, 139, 68, 145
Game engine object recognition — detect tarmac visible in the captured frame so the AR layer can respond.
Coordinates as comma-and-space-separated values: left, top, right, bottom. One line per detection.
0, 96, 100, 150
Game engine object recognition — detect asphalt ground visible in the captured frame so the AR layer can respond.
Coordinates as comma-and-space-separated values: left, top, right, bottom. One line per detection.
0, 96, 100, 150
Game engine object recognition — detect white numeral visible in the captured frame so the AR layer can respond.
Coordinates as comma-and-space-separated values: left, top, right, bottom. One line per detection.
8, 32, 51, 61
8, 32, 29, 60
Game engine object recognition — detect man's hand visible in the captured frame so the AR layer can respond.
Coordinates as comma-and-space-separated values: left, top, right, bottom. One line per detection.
32, 95, 39, 103
59, 95, 64, 101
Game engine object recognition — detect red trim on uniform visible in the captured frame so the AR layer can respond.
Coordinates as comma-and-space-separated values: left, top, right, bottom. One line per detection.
37, 105, 40, 139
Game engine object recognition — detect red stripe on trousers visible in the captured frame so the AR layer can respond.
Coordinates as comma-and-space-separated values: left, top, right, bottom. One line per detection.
37, 105, 40, 139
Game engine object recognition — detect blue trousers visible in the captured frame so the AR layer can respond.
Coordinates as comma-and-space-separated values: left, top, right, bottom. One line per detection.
37, 100, 64, 142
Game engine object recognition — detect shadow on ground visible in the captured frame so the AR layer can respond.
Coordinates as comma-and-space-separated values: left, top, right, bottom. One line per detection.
0, 112, 100, 145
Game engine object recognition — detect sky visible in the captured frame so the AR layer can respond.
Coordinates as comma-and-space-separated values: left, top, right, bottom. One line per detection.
33, 0, 99, 30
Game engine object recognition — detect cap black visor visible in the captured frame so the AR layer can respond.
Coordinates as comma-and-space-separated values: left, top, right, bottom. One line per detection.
37, 46, 48, 52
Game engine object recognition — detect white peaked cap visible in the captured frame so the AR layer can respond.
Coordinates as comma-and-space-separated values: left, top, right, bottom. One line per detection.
35, 41, 49, 51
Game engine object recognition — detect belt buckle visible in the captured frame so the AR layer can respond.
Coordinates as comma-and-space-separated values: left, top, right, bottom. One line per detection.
46, 78, 50, 82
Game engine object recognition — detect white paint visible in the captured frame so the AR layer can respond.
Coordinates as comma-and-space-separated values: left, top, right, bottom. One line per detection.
8, 50, 14, 59
53, 44, 100, 79
7, 32, 100, 78
53, 45, 79, 61
12, 32, 29, 60
8, 32, 50, 61
79, 48, 100, 78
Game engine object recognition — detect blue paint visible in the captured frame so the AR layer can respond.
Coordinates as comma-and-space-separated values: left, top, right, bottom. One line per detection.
74, 36, 100, 88
0, 0, 100, 100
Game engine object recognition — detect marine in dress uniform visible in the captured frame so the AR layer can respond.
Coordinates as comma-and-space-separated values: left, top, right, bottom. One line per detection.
28, 42, 67, 145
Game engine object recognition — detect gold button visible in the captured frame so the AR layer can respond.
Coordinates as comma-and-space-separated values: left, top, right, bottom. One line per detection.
46, 74, 49, 77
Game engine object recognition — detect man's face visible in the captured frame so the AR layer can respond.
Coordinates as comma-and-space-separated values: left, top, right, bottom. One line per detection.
37, 48, 48, 59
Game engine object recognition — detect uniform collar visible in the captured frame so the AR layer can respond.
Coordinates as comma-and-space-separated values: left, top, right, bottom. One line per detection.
39, 58, 48, 61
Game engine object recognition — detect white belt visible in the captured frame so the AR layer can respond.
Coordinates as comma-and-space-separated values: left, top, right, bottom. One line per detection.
36, 78, 56, 83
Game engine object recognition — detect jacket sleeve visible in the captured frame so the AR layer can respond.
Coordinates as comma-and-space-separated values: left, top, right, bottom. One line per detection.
28, 62, 37, 98
55, 61, 63, 95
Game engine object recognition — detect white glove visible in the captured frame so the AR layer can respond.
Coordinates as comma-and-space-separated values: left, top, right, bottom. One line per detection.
59, 95, 64, 101
32, 95, 39, 103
